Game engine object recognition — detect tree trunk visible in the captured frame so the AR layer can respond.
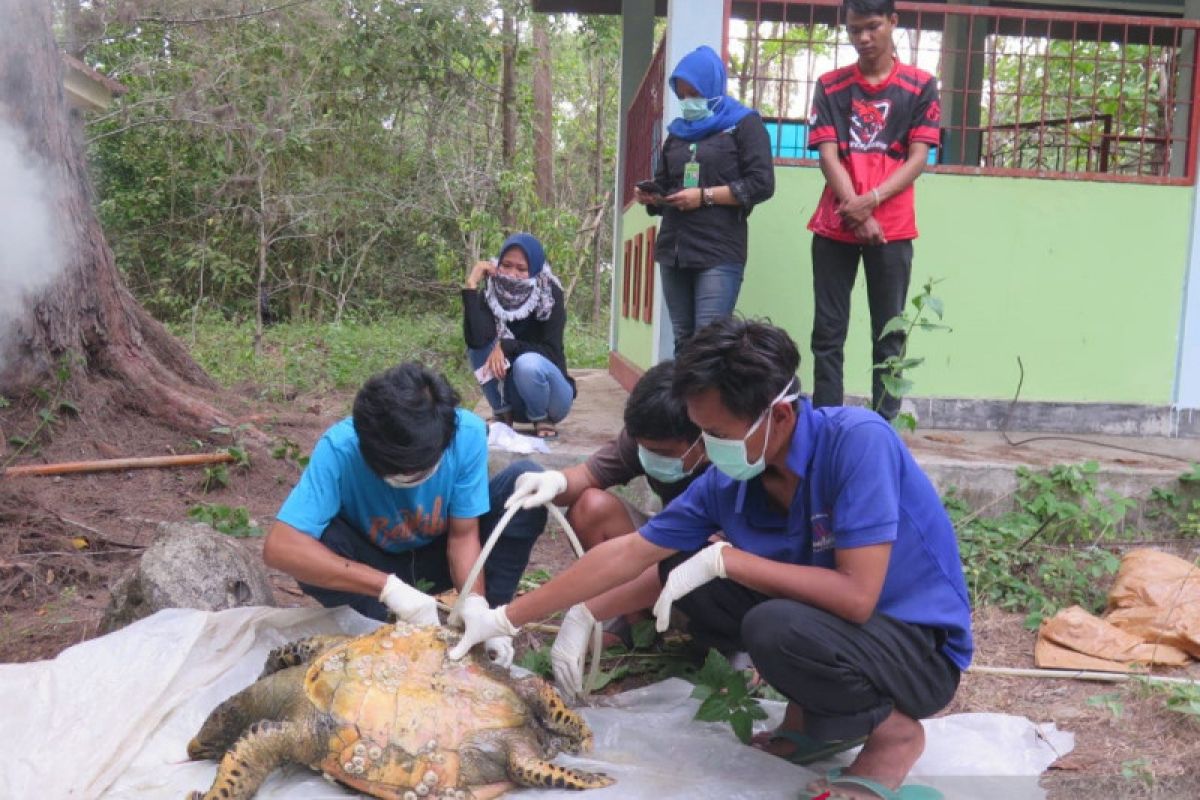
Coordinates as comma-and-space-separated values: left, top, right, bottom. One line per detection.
591, 56, 606, 323
532, 16, 555, 207
500, 6, 518, 228
0, 0, 228, 432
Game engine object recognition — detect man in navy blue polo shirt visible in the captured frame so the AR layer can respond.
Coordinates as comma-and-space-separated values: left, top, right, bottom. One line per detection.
451, 318, 972, 799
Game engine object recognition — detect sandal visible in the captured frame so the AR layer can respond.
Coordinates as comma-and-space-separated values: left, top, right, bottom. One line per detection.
810, 768, 944, 800
488, 411, 514, 427
533, 420, 559, 440
757, 729, 867, 766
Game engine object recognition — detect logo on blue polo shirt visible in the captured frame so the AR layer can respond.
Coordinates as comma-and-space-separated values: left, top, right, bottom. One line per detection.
811, 512, 835, 552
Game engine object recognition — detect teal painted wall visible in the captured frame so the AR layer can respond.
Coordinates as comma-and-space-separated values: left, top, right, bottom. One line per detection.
731, 170, 1193, 405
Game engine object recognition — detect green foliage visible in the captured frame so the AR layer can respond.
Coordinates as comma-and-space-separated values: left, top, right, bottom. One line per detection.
987, 38, 1175, 175
517, 568, 553, 594
516, 645, 554, 679
874, 278, 950, 432
1160, 682, 1200, 721
199, 464, 231, 493
270, 436, 311, 468
1144, 464, 1200, 537
1120, 757, 1155, 788
689, 650, 769, 744
85, 2, 618, 325
1, 356, 78, 467
951, 463, 1141, 629
1086, 691, 1125, 719
187, 503, 262, 538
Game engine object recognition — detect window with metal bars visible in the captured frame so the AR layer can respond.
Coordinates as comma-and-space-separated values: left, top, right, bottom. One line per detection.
724, 0, 1200, 184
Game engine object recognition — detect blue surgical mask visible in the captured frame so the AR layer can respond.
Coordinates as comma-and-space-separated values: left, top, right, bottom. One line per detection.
637, 437, 703, 484
384, 454, 444, 489
679, 97, 713, 122
702, 382, 799, 481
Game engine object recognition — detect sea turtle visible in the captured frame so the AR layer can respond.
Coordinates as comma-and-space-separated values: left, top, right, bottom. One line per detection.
185, 622, 614, 800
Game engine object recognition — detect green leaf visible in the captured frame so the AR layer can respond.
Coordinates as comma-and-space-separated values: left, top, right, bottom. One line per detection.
879, 315, 909, 338
57, 400, 80, 416
631, 619, 658, 649
880, 375, 914, 397
925, 295, 945, 319
695, 692, 732, 722
730, 713, 754, 744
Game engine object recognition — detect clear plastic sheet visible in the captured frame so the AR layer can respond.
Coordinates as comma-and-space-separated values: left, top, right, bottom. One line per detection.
0, 607, 1072, 799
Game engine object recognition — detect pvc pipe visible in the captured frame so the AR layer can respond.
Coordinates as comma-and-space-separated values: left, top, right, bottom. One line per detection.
968, 664, 1200, 687
451, 500, 604, 698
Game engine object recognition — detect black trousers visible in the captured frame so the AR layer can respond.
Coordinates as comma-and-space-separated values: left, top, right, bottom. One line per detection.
810, 234, 913, 420
661, 551, 960, 741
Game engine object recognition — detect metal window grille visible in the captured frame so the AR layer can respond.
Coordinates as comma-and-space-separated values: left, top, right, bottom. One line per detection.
725, 0, 1200, 184
623, 39, 667, 206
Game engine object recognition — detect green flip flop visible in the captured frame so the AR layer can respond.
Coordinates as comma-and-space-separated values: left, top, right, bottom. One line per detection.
822, 767, 944, 800
764, 730, 867, 766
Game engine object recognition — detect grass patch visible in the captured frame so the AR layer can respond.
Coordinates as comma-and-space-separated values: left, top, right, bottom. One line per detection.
172, 313, 609, 403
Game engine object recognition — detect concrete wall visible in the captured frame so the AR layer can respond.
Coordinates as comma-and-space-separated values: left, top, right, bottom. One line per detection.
618, 168, 1193, 406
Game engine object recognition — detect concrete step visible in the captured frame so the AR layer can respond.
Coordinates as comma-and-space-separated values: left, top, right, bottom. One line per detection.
478, 369, 1200, 526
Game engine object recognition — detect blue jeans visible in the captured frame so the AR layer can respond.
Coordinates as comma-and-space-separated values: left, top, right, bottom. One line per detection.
468, 344, 574, 423
659, 262, 745, 351
298, 461, 548, 619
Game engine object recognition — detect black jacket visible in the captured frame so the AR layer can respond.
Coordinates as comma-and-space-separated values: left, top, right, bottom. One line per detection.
648, 113, 775, 269
462, 283, 576, 396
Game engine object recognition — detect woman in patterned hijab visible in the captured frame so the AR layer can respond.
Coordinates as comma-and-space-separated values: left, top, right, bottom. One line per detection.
462, 233, 576, 439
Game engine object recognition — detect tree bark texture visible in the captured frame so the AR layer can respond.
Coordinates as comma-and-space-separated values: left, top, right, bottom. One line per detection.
0, 0, 226, 432
500, 6, 517, 228
532, 17, 555, 208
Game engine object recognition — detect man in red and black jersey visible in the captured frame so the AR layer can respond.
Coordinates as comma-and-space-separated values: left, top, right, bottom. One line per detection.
806, 0, 940, 422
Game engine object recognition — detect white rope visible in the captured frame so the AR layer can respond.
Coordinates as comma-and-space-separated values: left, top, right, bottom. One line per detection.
451, 499, 604, 699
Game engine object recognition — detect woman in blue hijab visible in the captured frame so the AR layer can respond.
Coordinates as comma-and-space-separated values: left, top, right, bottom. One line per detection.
636, 45, 775, 351
462, 233, 576, 439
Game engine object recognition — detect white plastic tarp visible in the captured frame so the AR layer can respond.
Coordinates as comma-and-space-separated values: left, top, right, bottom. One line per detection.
0, 607, 1073, 799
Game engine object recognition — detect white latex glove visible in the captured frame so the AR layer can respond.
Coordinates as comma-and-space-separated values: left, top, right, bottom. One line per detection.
448, 602, 519, 661
484, 635, 515, 668
451, 595, 515, 667
449, 592, 488, 629
652, 542, 731, 633
504, 469, 568, 510
551, 603, 596, 702
379, 574, 440, 627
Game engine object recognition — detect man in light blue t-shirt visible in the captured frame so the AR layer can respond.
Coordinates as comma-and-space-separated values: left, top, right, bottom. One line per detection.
264, 362, 546, 666
452, 319, 971, 799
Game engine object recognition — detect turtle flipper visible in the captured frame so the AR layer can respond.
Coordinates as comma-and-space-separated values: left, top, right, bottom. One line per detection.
259, 635, 348, 678
188, 669, 308, 760
513, 676, 595, 753
505, 734, 614, 790
185, 718, 315, 800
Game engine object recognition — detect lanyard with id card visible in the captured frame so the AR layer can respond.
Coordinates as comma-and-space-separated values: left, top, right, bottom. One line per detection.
683, 143, 700, 189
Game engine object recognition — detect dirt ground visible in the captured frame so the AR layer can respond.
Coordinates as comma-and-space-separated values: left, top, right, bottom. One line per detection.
1, 390, 1198, 798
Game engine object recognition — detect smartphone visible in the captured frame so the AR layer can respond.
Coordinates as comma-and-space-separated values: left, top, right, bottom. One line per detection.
636, 179, 665, 196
